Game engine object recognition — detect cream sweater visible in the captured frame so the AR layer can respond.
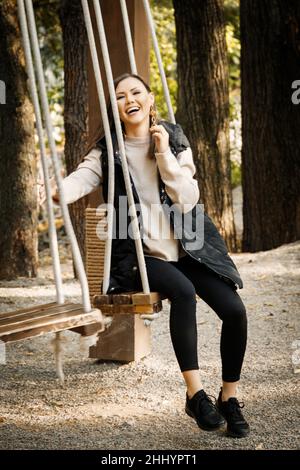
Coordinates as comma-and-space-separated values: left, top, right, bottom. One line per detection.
63, 135, 200, 262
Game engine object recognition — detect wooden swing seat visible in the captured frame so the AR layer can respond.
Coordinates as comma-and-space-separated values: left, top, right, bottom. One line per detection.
85, 208, 168, 315
0, 301, 103, 343
92, 291, 167, 315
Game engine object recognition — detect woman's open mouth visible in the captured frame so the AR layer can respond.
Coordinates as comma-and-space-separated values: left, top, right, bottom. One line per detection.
126, 106, 140, 116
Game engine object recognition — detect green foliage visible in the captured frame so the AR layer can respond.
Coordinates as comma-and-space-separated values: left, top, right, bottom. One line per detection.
224, 0, 241, 185
226, 24, 240, 94
231, 160, 242, 189
32, 0, 241, 186
224, 0, 240, 118
149, 0, 177, 120
151, 0, 242, 187
33, 0, 64, 145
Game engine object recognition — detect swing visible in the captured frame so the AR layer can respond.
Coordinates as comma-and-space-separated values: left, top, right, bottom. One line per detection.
2, 0, 178, 374
85, 208, 166, 319
81, 0, 176, 320
0, 0, 107, 381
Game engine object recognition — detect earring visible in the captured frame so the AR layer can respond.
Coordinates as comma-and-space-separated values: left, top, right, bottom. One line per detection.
150, 105, 157, 127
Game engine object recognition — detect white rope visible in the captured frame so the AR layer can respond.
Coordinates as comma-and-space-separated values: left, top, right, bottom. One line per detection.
142, 0, 176, 124
53, 331, 65, 385
92, 0, 150, 294
120, 0, 138, 74
79, 333, 99, 352
24, 0, 91, 312
140, 312, 160, 327
119, 0, 166, 322
17, 0, 64, 304
80, 0, 115, 296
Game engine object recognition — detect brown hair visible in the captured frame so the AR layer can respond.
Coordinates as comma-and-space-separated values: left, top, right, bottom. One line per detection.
85, 73, 157, 155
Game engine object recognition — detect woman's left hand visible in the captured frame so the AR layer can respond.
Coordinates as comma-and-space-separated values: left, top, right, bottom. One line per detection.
149, 124, 169, 153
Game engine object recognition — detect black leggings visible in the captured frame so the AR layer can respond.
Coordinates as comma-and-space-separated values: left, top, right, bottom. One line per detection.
140, 255, 247, 382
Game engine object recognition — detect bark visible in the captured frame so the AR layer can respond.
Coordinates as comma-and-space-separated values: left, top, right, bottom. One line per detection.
173, 0, 237, 251
240, 0, 300, 251
60, 0, 88, 266
0, 0, 38, 279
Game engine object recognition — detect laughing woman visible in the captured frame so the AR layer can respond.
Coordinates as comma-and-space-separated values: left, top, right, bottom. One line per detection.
46, 73, 250, 438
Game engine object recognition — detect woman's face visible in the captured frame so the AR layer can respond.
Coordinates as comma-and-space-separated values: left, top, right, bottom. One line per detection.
115, 77, 154, 130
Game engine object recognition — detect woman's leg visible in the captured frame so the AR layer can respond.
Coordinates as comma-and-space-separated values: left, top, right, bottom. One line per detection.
139, 257, 228, 432
175, 256, 250, 437
175, 256, 247, 391
140, 257, 203, 396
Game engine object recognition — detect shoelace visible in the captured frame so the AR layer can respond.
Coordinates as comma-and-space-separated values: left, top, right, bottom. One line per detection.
196, 393, 218, 414
226, 398, 245, 421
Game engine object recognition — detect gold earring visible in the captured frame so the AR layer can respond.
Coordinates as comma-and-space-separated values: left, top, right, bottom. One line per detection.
150, 105, 157, 127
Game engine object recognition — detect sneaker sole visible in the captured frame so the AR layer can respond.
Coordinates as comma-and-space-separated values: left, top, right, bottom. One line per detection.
226, 428, 250, 439
217, 406, 250, 438
185, 406, 225, 432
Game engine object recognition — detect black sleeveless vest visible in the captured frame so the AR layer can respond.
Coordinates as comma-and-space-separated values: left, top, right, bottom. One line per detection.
96, 121, 243, 293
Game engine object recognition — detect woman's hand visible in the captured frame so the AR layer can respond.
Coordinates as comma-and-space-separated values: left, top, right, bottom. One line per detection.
37, 176, 59, 206
149, 124, 169, 154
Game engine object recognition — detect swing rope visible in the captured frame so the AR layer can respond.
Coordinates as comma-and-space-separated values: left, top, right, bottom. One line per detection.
82, 0, 150, 294
82, 0, 177, 299
120, 0, 138, 75
80, 0, 115, 297
22, 0, 91, 312
19, 0, 176, 322
17, 0, 64, 305
141, 0, 176, 124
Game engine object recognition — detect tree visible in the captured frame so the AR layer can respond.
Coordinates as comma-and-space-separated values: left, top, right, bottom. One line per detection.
59, 0, 88, 263
0, 0, 38, 279
240, 0, 300, 251
173, 0, 237, 251
150, 0, 177, 119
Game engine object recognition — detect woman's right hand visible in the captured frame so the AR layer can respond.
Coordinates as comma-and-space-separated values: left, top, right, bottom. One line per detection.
38, 176, 59, 206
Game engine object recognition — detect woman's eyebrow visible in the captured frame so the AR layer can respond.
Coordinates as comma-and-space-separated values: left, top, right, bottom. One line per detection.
116, 87, 140, 96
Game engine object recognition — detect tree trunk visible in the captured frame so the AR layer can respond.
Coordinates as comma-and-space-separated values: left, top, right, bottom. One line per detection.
173, 0, 237, 251
60, 0, 88, 266
240, 0, 300, 252
0, 0, 38, 279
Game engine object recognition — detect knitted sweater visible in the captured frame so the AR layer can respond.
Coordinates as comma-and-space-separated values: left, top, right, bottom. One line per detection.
62, 134, 199, 262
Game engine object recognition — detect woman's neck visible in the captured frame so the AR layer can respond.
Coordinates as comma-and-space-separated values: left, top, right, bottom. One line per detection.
124, 120, 150, 138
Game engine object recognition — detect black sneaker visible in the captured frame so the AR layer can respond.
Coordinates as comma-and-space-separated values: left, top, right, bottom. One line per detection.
217, 390, 250, 438
185, 389, 225, 431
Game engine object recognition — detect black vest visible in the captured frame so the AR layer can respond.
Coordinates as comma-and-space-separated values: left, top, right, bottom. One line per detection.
97, 121, 243, 293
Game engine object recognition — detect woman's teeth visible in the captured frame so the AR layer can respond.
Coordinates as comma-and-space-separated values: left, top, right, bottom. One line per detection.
127, 107, 140, 115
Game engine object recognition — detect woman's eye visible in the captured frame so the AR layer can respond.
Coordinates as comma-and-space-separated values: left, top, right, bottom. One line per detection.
116, 96, 124, 100
134, 91, 140, 95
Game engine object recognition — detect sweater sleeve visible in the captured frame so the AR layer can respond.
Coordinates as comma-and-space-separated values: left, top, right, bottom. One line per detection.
62, 147, 102, 204
155, 146, 200, 214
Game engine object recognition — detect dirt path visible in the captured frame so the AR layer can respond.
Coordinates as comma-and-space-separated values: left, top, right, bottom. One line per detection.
0, 241, 299, 450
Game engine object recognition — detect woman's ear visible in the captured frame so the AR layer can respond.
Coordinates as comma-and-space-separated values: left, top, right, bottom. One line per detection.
149, 92, 155, 105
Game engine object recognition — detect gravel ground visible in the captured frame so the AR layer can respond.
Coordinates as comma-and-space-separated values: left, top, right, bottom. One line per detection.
0, 241, 299, 450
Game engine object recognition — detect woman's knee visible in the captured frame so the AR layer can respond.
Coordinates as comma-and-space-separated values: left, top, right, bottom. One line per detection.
145, 257, 196, 303
171, 281, 196, 303
225, 299, 247, 323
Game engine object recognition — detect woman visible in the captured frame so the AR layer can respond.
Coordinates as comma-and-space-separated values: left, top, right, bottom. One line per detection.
46, 73, 249, 438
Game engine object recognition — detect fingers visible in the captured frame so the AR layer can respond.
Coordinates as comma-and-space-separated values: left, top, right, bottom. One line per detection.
149, 124, 165, 133
150, 126, 166, 138
38, 184, 46, 206
37, 181, 59, 205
